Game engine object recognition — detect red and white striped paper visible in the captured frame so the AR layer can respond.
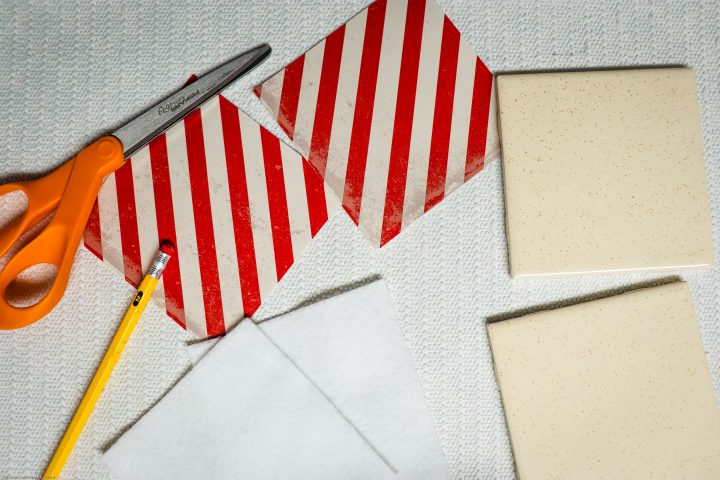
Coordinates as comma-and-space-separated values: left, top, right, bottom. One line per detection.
255, 0, 498, 246
84, 95, 340, 339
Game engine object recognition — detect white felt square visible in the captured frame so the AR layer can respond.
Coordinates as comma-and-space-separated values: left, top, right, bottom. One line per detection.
102, 319, 396, 480
186, 280, 450, 480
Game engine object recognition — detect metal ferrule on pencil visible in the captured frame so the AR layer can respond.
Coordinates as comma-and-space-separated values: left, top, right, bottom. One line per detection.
147, 250, 172, 279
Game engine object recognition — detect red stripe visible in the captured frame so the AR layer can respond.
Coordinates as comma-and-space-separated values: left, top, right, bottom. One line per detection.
183, 74, 199, 87
465, 58, 493, 181
253, 84, 262, 98
260, 128, 295, 280
277, 56, 305, 140
219, 96, 262, 315
303, 159, 328, 237
307, 25, 346, 178
380, 0, 426, 246
83, 198, 103, 260
424, 17, 460, 212
342, 0, 387, 224
165, 310, 184, 329
114, 161, 143, 286
149, 134, 186, 328
184, 109, 225, 337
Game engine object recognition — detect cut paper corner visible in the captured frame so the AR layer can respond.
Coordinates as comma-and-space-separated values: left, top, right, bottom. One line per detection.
254, 0, 499, 247
102, 319, 397, 480
84, 87, 340, 340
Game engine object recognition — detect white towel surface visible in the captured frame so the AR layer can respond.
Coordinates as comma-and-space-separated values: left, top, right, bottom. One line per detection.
0, 1, 718, 479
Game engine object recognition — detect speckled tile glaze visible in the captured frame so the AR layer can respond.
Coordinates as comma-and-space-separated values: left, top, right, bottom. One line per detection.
497, 68, 714, 277
487, 282, 720, 480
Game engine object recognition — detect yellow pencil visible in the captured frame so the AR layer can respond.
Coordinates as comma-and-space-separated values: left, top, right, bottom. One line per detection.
44, 241, 175, 480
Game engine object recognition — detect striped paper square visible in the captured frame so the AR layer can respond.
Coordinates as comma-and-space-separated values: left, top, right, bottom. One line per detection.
255, 0, 498, 246
84, 95, 340, 339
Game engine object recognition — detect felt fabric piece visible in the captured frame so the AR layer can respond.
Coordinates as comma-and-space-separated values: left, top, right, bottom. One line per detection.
84, 94, 341, 339
255, 0, 499, 247
186, 279, 450, 480
498, 68, 714, 277
186, 336, 219, 364
102, 319, 396, 480
488, 282, 720, 480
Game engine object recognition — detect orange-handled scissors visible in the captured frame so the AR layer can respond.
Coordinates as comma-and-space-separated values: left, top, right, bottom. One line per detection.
0, 44, 271, 330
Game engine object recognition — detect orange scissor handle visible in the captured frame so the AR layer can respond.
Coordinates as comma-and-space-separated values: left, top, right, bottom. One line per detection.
0, 136, 125, 329
0, 161, 72, 260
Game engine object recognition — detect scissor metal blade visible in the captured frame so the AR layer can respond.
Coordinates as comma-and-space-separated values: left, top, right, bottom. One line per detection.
113, 43, 271, 159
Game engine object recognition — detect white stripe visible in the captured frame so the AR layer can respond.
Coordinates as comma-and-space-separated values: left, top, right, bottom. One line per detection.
401, 0, 444, 229
260, 69, 284, 120
444, 39, 476, 194
201, 97, 244, 330
238, 112, 277, 300
325, 181, 342, 219
151, 275, 167, 312
97, 175, 124, 274
324, 8, 367, 195
358, 0, 408, 246
129, 146, 166, 306
484, 79, 500, 163
292, 40, 325, 157
278, 140, 312, 260
165, 121, 207, 338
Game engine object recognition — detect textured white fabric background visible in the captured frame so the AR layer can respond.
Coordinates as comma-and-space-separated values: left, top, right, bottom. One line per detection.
0, 1, 718, 479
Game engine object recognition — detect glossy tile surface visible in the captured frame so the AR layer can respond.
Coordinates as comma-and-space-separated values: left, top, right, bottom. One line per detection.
488, 282, 720, 480
498, 68, 714, 276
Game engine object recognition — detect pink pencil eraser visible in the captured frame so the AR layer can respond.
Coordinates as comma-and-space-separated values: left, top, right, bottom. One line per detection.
159, 241, 175, 256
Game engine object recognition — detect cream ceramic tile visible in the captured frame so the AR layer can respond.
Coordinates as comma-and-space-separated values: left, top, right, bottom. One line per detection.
497, 68, 714, 277
488, 282, 720, 480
